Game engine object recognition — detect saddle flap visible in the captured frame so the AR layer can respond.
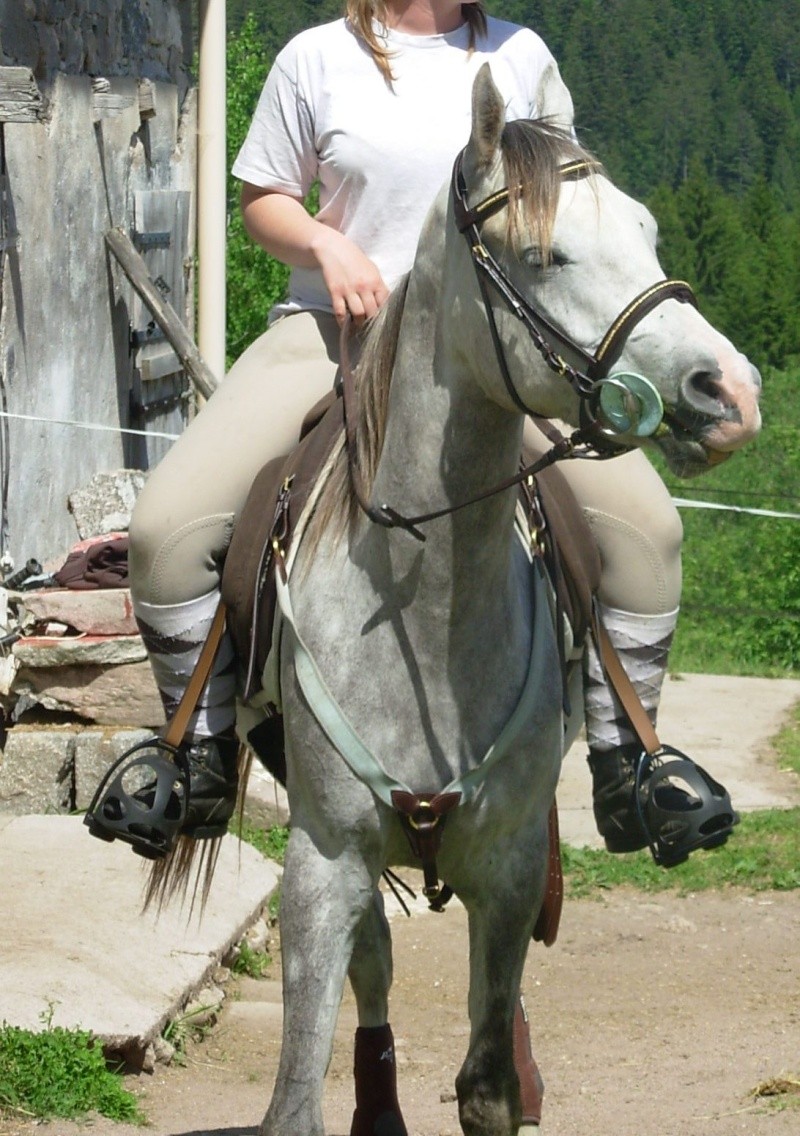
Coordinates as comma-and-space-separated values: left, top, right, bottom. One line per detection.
221, 390, 345, 703
521, 445, 602, 648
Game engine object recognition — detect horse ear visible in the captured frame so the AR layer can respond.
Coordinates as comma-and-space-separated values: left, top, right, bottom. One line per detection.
465, 63, 505, 175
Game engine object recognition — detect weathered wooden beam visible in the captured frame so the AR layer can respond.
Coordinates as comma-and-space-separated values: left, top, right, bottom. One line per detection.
105, 227, 219, 401
0, 67, 43, 123
138, 79, 157, 120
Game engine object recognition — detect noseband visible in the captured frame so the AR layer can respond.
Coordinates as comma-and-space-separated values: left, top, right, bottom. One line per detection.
451, 150, 697, 414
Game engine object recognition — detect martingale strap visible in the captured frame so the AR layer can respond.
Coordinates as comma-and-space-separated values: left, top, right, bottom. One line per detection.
275, 558, 558, 897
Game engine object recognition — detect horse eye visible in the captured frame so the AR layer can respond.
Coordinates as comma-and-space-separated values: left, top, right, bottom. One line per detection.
521, 247, 545, 268
521, 247, 568, 270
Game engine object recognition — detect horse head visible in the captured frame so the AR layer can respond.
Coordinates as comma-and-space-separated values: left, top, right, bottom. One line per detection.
454, 65, 761, 477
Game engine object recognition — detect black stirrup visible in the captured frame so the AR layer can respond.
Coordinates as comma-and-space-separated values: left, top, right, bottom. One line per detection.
83, 737, 189, 860
634, 745, 739, 868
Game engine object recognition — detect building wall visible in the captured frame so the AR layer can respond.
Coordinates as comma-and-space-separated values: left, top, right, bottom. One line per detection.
0, 1, 196, 575
0, 1, 192, 89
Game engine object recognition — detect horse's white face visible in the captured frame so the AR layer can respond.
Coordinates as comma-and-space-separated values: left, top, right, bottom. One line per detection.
460, 67, 761, 476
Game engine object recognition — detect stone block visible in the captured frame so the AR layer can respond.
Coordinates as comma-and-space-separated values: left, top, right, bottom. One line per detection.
67, 469, 146, 540
73, 728, 152, 809
13, 633, 146, 667
13, 660, 164, 728
0, 729, 73, 814
18, 588, 138, 636
242, 764, 290, 829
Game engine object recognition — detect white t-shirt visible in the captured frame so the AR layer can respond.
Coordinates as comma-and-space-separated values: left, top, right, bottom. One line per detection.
232, 16, 574, 317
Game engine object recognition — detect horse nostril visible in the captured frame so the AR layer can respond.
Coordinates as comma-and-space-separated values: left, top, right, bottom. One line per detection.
682, 370, 723, 415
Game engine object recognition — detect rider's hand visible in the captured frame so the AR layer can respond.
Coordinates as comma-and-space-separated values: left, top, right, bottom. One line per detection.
311, 228, 390, 325
239, 186, 390, 325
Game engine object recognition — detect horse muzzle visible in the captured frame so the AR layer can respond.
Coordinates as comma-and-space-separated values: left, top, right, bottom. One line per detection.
656, 357, 761, 476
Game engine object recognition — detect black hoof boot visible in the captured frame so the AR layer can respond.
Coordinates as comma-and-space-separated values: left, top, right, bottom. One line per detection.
84, 733, 239, 859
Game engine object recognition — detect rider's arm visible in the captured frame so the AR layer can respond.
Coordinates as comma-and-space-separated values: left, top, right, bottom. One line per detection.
240, 183, 390, 324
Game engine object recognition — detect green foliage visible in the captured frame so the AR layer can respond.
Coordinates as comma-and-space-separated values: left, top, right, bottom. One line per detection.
226, 13, 289, 365
562, 807, 800, 896
653, 365, 800, 677
231, 940, 272, 979
0, 1015, 144, 1124
237, 822, 290, 864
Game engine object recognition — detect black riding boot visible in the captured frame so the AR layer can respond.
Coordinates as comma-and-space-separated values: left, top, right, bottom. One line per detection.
587, 742, 648, 853
176, 732, 240, 840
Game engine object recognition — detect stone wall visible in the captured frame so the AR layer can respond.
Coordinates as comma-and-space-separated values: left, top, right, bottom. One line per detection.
0, 1, 192, 92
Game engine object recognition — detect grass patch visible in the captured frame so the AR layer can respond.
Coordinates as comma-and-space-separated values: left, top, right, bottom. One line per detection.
231, 940, 272, 979
237, 822, 289, 864
0, 1017, 144, 1124
773, 701, 800, 777
563, 807, 800, 896
750, 1075, 800, 1113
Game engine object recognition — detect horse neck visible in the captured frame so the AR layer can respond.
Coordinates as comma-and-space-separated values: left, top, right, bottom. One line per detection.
367, 268, 525, 620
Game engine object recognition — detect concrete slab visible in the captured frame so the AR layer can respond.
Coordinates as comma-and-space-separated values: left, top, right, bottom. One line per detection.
557, 672, 800, 849
0, 815, 280, 1062
0, 672, 796, 1071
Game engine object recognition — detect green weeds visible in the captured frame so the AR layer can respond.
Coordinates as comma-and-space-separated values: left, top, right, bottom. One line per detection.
0, 1009, 144, 1124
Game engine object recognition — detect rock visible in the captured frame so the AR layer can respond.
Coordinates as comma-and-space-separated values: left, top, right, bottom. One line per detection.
18, 588, 138, 635
0, 729, 73, 813
13, 633, 146, 667
12, 660, 164, 727
183, 982, 225, 1027
66, 469, 146, 540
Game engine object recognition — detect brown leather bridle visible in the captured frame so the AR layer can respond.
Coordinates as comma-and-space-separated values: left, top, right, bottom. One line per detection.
340, 149, 700, 541
451, 150, 698, 412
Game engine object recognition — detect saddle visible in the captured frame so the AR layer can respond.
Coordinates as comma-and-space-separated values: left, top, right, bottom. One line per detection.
221, 388, 601, 947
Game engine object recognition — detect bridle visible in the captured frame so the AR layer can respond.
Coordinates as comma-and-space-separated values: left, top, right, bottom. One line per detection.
451, 150, 698, 411
340, 147, 700, 541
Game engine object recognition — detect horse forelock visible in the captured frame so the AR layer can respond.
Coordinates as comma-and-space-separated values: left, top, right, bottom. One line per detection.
500, 119, 599, 261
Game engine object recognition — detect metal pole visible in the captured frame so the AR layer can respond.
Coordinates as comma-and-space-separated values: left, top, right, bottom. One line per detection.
197, 0, 227, 385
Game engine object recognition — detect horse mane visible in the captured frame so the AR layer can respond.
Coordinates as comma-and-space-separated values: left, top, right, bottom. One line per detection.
301, 120, 599, 560
300, 275, 410, 563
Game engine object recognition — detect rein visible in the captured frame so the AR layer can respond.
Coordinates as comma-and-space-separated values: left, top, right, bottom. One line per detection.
339, 323, 577, 542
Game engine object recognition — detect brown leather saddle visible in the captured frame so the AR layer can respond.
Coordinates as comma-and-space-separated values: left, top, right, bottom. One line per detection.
221, 389, 601, 946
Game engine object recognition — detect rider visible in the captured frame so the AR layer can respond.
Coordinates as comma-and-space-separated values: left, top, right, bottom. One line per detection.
107, 0, 734, 862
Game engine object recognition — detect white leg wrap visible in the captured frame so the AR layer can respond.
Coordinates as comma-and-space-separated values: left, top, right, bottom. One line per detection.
583, 604, 678, 751
134, 590, 236, 739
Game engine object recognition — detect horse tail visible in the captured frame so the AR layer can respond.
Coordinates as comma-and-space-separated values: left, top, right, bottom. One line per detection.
142, 744, 254, 915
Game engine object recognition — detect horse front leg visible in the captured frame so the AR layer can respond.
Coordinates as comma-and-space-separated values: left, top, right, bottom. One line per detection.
259, 824, 375, 1136
347, 888, 408, 1136
455, 829, 547, 1136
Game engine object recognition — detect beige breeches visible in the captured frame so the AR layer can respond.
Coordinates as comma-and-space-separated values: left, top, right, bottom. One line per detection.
129, 310, 682, 615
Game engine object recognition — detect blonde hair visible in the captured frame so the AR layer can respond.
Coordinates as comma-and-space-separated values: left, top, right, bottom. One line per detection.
345, 2, 488, 82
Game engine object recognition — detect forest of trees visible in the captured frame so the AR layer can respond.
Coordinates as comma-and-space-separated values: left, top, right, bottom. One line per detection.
224, 0, 800, 372
222, 2, 799, 673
